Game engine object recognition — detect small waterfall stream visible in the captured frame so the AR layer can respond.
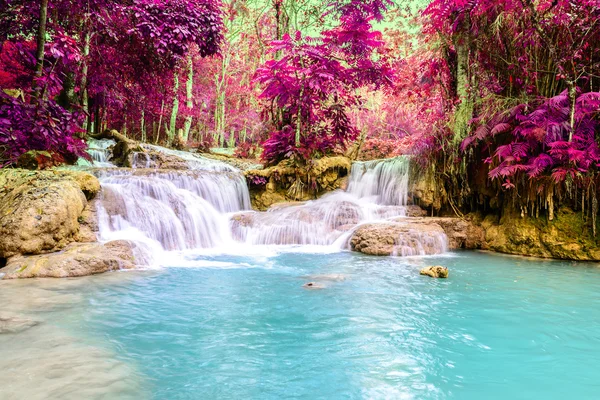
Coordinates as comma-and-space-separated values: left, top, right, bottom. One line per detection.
82, 138, 116, 167
94, 153, 447, 259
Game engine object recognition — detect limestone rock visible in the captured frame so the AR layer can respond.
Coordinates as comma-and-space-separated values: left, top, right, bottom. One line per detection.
0, 169, 100, 258
245, 156, 351, 210
392, 216, 486, 250
420, 266, 448, 278
350, 222, 447, 256
0, 241, 138, 279
481, 207, 600, 261
409, 169, 446, 211
404, 205, 428, 217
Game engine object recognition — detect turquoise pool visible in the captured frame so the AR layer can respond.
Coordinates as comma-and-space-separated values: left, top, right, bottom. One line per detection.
1, 250, 599, 399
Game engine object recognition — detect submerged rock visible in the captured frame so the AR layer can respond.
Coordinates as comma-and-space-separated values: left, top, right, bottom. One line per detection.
420, 266, 449, 278
0, 241, 138, 279
0, 314, 40, 334
303, 274, 346, 282
302, 282, 326, 290
0, 169, 101, 258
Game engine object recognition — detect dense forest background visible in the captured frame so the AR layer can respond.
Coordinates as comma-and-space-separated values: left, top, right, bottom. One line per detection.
1, 0, 599, 219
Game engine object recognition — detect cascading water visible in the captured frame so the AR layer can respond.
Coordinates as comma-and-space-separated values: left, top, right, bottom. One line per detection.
94, 149, 251, 259
232, 157, 435, 248
96, 169, 250, 250
392, 228, 449, 257
347, 157, 410, 205
82, 138, 116, 167
92, 151, 446, 259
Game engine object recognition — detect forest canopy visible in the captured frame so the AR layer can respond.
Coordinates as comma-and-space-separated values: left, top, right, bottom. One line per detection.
1, 0, 599, 218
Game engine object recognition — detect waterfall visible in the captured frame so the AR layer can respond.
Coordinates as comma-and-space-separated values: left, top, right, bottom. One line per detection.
87, 138, 116, 167
134, 144, 239, 173
233, 157, 413, 246
95, 165, 251, 253
94, 152, 447, 258
347, 157, 410, 205
392, 228, 448, 257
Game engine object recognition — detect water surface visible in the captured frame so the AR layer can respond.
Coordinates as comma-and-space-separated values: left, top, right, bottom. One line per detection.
1, 251, 599, 399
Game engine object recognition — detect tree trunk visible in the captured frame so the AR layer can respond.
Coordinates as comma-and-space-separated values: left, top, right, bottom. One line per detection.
183, 55, 193, 142
155, 100, 165, 144
140, 110, 146, 142
35, 0, 49, 78
567, 81, 577, 142
452, 30, 474, 143
81, 31, 91, 131
169, 71, 180, 145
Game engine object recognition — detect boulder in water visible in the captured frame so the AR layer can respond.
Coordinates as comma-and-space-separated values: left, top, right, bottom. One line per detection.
0, 241, 138, 279
420, 266, 449, 278
350, 222, 448, 256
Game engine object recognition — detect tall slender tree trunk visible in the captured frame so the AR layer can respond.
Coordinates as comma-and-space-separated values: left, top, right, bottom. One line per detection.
35, 0, 49, 78
140, 110, 146, 142
452, 29, 474, 143
34, 0, 49, 99
155, 100, 165, 144
81, 31, 91, 132
214, 53, 229, 147
169, 71, 180, 145
183, 55, 193, 142
567, 81, 577, 142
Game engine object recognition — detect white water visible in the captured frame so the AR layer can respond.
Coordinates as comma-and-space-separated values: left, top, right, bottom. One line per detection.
80, 138, 116, 167
95, 155, 447, 260
347, 157, 410, 205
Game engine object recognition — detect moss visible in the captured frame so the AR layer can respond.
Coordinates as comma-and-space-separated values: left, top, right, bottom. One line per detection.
482, 206, 600, 260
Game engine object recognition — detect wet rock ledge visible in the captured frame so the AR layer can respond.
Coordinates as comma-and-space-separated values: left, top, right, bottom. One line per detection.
350, 216, 486, 256
0, 169, 138, 279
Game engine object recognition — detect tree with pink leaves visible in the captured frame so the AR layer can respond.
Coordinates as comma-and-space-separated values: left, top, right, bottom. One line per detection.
0, 0, 223, 165
255, 0, 395, 165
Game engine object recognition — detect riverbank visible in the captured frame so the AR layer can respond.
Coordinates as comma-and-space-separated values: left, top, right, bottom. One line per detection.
2, 140, 600, 281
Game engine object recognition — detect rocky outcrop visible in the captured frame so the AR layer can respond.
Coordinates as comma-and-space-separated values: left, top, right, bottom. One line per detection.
245, 156, 351, 210
481, 207, 600, 260
392, 216, 486, 249
1, 240, 138, 279
0, 169, 101, 258
349, 215, 484, 256
408, 167, 446, 212
350, 221, 448, 256
420, 266, 448, 278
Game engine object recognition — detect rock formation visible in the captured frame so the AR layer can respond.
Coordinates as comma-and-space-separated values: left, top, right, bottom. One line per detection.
0, 168, 145, 279
1, 241, 138, 279
0, 169, 100, 259
420, 266, 449, 278
350, 221, 448, 256
245, 156, 351, 210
